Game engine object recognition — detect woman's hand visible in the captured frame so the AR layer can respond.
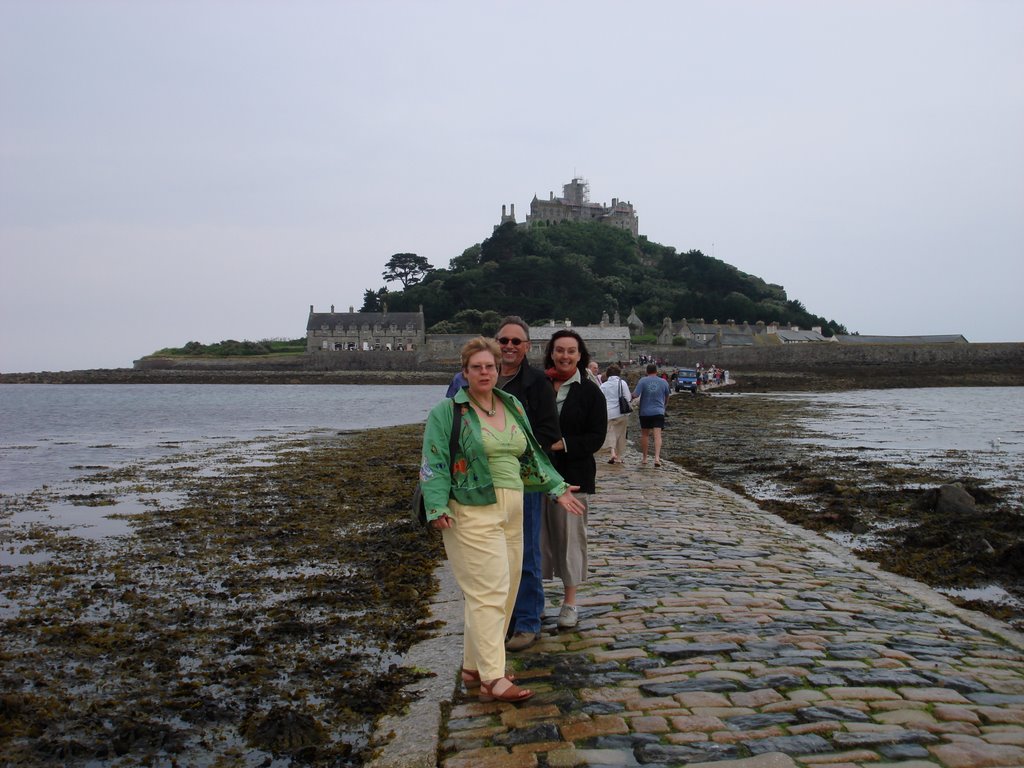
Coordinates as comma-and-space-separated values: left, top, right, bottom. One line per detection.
432, 514, 453, 530
556, 486, 586, 516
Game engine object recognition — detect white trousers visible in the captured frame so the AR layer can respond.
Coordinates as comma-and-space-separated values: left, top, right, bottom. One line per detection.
604, 414, 628, 457
442, 487, 524, 681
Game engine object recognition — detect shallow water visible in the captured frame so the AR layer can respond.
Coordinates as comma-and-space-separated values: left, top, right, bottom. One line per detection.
751, 386, 1024, 504
0, 384, 445, 494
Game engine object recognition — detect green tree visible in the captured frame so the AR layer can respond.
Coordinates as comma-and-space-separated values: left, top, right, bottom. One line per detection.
382, 253, 432, 288
360, 288, 388, 312
375, 220, 850, 336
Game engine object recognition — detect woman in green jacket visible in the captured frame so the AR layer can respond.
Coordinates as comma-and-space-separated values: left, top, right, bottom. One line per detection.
420, 337, 583, 703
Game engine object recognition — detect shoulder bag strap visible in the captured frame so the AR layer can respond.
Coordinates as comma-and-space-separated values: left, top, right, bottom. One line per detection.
448, 402, 462, 477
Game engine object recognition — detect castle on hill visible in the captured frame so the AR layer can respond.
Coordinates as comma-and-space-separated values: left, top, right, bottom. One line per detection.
498, 177, 639, 237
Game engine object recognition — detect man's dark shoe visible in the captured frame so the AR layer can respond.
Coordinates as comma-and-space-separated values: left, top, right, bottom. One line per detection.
505, 631, 540, 652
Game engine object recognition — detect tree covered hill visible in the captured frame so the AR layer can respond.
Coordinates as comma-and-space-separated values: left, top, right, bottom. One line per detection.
367, 221, 847, 337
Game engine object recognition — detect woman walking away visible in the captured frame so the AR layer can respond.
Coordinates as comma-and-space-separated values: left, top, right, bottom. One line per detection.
599, 364, 630, 464
540, 329, 607, 630
420, 337, 584, 703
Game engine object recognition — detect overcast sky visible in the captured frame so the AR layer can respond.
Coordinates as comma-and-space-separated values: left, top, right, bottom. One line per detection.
2, 0, 1021, 373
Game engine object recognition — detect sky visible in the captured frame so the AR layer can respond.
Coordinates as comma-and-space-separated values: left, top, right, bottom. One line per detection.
2, 0, 1022, 373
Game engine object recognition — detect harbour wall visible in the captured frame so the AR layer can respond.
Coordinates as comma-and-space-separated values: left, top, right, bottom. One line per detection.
650, 341, 1024, 373
4, 341, 1021, 386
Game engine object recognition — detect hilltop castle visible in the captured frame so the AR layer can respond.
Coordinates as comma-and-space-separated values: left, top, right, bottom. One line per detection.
498, 177, 639, 237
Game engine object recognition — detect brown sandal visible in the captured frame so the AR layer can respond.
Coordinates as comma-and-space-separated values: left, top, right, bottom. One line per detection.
478, 677, 534, 703
461, 668, 516, 689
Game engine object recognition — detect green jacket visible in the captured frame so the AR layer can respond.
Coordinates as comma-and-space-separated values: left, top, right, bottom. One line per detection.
419, 388, 570, 522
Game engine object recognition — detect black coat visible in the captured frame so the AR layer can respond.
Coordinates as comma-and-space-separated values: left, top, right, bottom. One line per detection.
550, 377, 608, 495
500, 361, 561, 451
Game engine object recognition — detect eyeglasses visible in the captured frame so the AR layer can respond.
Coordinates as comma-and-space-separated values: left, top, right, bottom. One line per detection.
497, 337, 527, 346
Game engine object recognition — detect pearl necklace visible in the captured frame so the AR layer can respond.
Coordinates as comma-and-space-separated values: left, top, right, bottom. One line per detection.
468, 392, 497, 417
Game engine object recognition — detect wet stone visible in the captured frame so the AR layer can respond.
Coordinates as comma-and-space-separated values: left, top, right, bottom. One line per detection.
890, 640, 966, 658
608, 639, 649, 650
920, 673, 990, 694
831, 729, 939, 748
603, 671, 645, 683
547, 691, 585, 713
779, 648, 826, 658
783, 599, 826, 610
826, 644, 881, 659
733, 651, 775, 661
742, 674, 804, 690
745, 734, 832, 756
840, 669, 931, 686
878, 742, 932, 760
552, 658, 620, 682
492, 722, 561, 746
967, 692, 1024, 705
726, 713, 799, 730
636, 741, 742, 764
745, 642, 801, 652
588, 733, 662, 750
581, 701, 626, 715
797, 706, 872, 723
649, 642, 741, 660
639, 679, 741, 696
766, 656, 816, 667
806, 673, 847, 687
626, 657, 665, 672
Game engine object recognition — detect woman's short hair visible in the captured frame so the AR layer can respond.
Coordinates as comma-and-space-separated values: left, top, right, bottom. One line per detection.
542, 329, 590, 372
605, 364, 621, 378
460, 336, 501, 370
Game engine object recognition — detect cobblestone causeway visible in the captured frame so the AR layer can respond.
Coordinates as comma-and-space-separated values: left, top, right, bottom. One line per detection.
438, 451, 1024, 768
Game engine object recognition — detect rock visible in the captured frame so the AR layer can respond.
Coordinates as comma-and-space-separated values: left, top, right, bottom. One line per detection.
935, 483, 977, 516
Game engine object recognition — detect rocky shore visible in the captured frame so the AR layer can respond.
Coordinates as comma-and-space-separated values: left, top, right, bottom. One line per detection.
659, 388, 1024, 632
0, 426, 445, 766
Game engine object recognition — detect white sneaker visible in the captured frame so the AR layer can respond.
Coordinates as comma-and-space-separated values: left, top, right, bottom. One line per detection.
557, 604, 578, 629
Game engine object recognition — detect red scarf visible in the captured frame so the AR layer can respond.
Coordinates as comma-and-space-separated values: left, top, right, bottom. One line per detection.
545, 366, 577, 383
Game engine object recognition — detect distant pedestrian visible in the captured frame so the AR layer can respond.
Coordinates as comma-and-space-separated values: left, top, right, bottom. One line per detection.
599, 364, 630, 464
632, 363, 670, 467
586, 360, 602, 385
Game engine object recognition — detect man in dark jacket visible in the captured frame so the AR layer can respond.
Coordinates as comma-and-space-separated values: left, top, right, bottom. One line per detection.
495, 316, 562, 651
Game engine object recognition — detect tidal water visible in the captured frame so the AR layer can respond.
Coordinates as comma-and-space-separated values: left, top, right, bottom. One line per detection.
3, 383, 1021, 508
777, 386, 1024, 503
0, 384, 446, 495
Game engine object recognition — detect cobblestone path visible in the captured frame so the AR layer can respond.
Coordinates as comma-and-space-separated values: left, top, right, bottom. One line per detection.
439, 454, 1024, 768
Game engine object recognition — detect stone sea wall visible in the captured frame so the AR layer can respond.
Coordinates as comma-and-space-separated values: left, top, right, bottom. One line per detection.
3, 341, 1021, 386
653, 340, 1024, 372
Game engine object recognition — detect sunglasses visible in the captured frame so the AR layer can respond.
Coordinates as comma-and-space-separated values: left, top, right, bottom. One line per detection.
497, 337, 527, 346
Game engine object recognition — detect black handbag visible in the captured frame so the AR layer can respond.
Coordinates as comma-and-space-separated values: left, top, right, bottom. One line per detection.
617, 379, 632, 414
412, 402, 463, 527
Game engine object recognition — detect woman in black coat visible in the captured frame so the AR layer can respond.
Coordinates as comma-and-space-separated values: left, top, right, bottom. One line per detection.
540, 329, 608, 629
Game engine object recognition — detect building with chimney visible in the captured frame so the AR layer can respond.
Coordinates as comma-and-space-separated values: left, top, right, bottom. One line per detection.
305, 305, 425, 352
497, 177, 639, 237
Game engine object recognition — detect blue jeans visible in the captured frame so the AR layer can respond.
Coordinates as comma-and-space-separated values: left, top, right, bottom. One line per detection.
509, 491, 544, 635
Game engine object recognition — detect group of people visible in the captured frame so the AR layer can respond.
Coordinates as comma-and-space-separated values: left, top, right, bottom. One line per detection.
419, 318, 608, 703
418, 321, 673, 704
696, 364, 728, 386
